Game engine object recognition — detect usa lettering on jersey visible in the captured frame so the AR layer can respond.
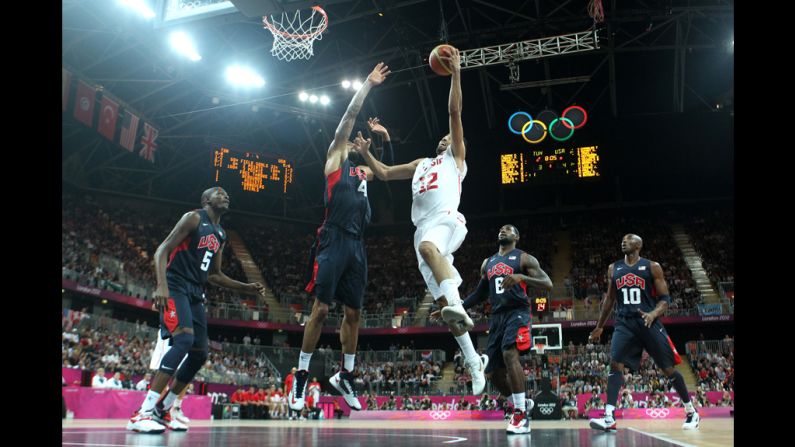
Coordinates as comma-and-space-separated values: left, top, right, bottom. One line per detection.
487, 262, 514, 280
197, 234, 221, 252
616, 272, 646, 289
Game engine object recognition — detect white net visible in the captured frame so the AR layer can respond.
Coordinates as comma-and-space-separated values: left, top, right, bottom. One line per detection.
262, 6, 328, 61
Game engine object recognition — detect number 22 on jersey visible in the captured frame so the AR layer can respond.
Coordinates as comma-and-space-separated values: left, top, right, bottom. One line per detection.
417, 172, 438, 195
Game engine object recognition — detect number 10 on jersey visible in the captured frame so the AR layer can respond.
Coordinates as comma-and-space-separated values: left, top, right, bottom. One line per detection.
621, 288, 641, 304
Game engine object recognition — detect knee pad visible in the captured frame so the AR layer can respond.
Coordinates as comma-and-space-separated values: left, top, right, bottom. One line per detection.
175, 348, 208, 384
158, 332, 194, 374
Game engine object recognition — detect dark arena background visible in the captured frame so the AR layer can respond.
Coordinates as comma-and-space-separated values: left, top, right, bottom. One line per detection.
62, 1, 734, 446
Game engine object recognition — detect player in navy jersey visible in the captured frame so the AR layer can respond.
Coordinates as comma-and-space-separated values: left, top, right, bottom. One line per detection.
438, 224, 552, 434
588, 234, 699, 432
289, 62, 390, 413
127, 187, 266, 433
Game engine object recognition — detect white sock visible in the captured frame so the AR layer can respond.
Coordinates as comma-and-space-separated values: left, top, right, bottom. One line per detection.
605, 404, 615, 419
440, 279, 462, 306
454, 333, 479, 363
298, 351, 313, 371
512, 393, 526, 412
505, 395, 514, 405
684, 400, 695, 414
161, 391, 179, 411
141, 390, 161, 412
343, 354, 355, 372
175, 396, 184, 409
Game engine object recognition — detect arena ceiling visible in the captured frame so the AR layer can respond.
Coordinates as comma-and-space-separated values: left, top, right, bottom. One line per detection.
62, 0, 733, 219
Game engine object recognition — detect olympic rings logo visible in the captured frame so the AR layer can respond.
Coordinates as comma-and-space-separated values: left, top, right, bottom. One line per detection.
508, 106, 588, 144
539, 405, 555, 415
645, 409, 671, 418
429, 410, 452, 420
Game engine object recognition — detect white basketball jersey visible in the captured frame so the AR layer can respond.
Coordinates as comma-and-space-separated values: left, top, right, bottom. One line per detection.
411, 146, 467, 225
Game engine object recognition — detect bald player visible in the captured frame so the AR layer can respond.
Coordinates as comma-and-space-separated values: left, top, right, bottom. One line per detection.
588, 234, 699, 432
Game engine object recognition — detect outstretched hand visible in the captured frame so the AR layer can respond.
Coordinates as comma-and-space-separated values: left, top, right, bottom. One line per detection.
352, 131, 372, 155
367, 62, 391, 86
367, 117, 389, 137
439, 47, 461, 73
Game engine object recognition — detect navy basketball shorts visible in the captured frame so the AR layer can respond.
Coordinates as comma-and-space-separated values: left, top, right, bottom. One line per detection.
611, 316, 677, 371
306, 225, 367, 310
484, 307, 532, 374
159, 275, 208, 351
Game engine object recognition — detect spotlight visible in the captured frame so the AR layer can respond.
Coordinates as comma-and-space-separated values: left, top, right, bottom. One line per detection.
320, 95, 330, 105
299, 91, 309, 102
341, 80, 351, 89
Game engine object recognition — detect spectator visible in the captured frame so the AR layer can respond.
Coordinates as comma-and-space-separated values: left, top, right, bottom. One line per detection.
91, 368, 107, 388
105, 372, 123, 390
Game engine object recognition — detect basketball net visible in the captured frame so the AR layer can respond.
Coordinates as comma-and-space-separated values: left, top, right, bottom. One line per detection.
535, 343, 546, 355
262, 6, 328, 61
588, 0, 604, 24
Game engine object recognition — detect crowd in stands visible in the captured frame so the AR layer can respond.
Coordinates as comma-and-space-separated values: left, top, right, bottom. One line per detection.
331, 357, 445, 395
63, 192, 733, 327
62, 192, 261, 312
683, 209, 734, 287
62, 315, 280, 388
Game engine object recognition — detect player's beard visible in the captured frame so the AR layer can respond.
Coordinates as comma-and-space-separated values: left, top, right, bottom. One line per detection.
497, 238, 512, 247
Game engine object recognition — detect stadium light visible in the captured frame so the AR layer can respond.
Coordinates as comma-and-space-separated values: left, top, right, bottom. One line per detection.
299, 91, 309, 102
225, 65, 265, 88
118, 0, 156, 19
309, 95, 318, 103
352, 80, 363, 90
320, 95, 330, 105
341, 80, 351, 89
169, 32, 201, 61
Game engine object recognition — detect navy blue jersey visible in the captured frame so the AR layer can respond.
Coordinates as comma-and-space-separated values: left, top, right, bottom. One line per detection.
485, 248, 530, 314
323, 158, 371, 235
612, 257, 657, 318
166, 209, 227, 286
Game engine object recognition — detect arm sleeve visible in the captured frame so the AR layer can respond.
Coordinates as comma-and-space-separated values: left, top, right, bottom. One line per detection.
462, 278, 490, 310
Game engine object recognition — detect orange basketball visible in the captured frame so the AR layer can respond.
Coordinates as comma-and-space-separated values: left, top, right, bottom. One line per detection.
429, 44, 456, 76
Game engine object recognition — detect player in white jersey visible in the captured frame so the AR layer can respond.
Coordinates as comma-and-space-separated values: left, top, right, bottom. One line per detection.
353, 47, 488, 395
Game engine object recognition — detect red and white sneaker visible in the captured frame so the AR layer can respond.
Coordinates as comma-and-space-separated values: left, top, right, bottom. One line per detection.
288, 369, 310, 411
506, 409, 531, 434
126, 409, 166, 434
330, 370, 362, 411
682, 410, 700, 430
172, 406, 190, 425
152, 407, 188, 432
589, 415, 617, 432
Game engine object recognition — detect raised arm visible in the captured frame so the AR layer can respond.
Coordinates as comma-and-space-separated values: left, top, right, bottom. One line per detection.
329, 63, 390, 154
353, 130, 422, 181
441, 47, 465, 168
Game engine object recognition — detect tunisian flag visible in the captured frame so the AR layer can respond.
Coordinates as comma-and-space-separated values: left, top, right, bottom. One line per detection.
73, 80, 96, 126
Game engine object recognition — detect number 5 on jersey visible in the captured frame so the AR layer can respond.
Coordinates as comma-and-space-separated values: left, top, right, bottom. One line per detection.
201, 251, 214, 272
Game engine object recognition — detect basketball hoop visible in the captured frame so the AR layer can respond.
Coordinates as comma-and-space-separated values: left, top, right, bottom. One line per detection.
535, 343, 546, 355
262, 6, 329, 61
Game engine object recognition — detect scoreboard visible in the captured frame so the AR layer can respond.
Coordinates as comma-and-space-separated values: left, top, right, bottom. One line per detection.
212, 147, 294, 194
501, 145, 600, 185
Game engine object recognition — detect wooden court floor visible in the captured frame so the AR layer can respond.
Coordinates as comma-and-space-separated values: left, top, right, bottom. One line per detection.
63, 417, 733, 447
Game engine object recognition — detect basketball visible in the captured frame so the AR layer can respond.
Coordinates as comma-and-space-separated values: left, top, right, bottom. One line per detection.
429, 44, 456, 76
